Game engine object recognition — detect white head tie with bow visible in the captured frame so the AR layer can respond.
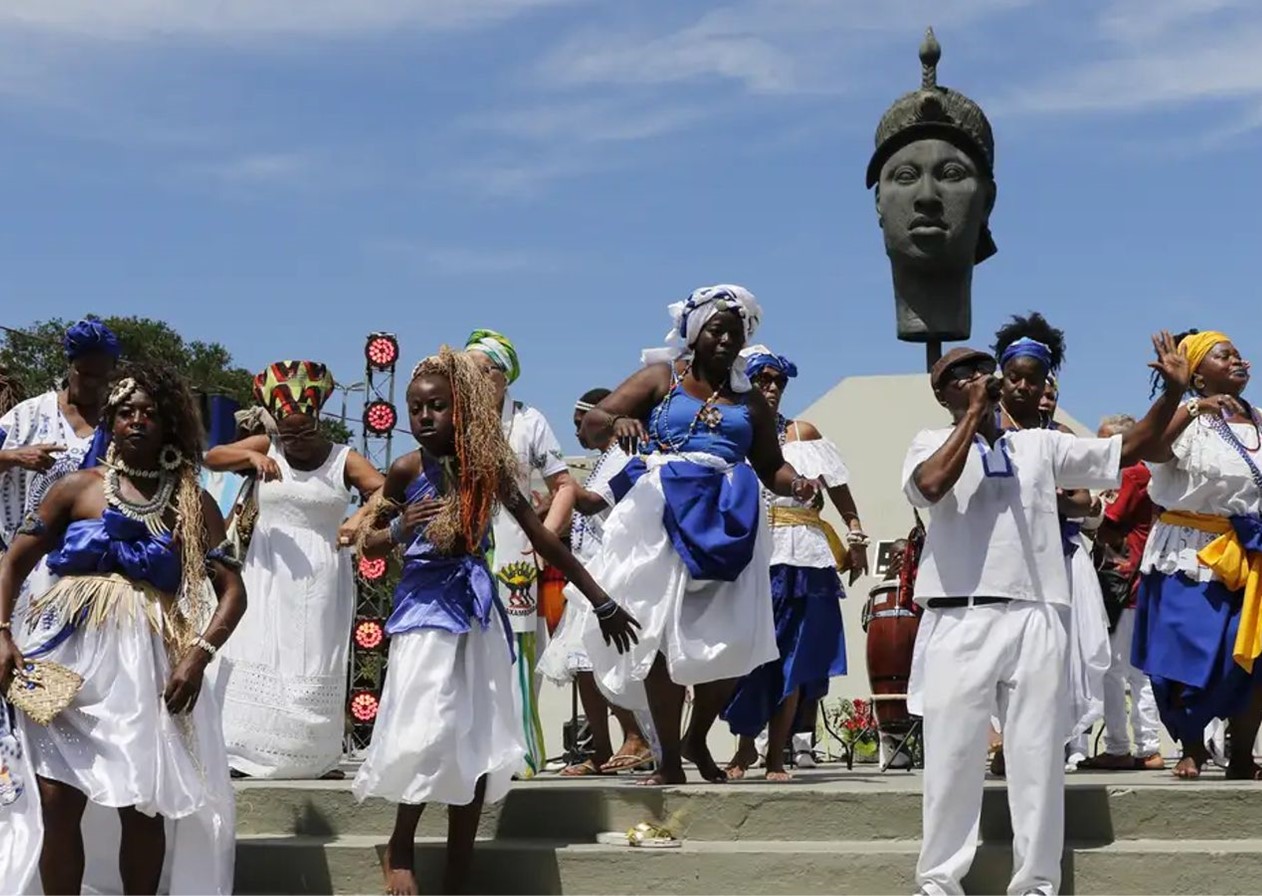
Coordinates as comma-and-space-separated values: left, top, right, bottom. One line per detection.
640, 284, 763, 392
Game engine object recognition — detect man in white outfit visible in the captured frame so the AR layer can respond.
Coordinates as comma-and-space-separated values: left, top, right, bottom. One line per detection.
903, 339, 1186, 895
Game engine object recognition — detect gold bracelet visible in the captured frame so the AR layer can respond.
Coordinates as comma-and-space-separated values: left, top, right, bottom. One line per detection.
0, 621, 11, 632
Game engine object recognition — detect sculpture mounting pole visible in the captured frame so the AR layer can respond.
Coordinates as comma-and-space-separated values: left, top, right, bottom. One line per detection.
926, 341, 942, 373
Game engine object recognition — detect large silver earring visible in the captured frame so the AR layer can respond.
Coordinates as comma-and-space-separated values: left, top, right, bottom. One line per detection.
159, 445, 183, 471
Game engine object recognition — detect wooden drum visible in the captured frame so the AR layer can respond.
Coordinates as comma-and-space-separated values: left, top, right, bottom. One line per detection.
862, 579, 922, 736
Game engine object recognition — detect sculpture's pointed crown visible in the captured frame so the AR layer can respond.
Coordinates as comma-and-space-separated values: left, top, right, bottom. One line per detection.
866, 28, 994, 190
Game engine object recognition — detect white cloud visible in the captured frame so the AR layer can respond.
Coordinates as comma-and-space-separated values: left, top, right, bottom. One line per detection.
538, 0, 1034, 95
0, 0, 576, 42
1000, 4, 1262, 116
367, 239, 561, 275
466, 100, 709, 144
194, 152, 315, 185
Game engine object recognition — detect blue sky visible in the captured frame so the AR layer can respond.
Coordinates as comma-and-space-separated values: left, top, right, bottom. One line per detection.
2, 0, 1259, 452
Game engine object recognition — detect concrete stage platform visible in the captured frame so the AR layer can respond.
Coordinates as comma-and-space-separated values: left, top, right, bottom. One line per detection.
233, 764, 1262, 894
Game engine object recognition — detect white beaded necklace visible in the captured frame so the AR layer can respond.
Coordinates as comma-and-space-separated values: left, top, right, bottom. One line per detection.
103, 445, 176, 536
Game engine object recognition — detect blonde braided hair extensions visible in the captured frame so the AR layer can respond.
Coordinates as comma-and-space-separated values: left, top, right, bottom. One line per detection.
412, 347, 518, 553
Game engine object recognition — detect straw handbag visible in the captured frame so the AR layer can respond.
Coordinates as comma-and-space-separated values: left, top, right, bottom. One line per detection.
5, 659, 83, 726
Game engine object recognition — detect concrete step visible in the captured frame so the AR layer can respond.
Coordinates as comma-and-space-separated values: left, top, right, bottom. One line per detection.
234, 835, 1262, 895
234, 771, 1262, 843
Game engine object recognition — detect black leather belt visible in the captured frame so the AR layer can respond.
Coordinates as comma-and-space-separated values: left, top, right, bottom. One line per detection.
926, 596, 1011, 609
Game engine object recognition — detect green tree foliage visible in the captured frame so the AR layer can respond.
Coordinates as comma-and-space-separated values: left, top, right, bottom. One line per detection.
1, 316, 352, 443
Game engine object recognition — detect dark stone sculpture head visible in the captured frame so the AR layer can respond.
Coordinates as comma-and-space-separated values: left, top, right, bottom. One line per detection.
868, 28, 996, 344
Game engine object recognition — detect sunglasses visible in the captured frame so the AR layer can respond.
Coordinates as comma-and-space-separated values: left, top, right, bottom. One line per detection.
942, 360, 996, 385
753, 373, 788, 390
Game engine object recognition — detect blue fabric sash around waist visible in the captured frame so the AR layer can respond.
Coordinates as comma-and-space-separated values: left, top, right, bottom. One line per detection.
611, 455, 761, 583
387, 548, 514, 658
45, 508, 182, 594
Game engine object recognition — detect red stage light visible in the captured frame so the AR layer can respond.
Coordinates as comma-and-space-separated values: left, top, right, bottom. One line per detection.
354, 618, 385, 651
365, 333, 400, 371
350, 690, 379, 723
363, 400, 397, 436
358, 555, 387, 581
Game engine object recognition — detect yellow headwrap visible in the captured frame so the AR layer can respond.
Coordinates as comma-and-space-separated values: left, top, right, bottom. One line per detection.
1179, 331, 1232, 374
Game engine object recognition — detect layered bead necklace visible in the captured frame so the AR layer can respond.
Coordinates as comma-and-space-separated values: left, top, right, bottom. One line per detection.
103, 443, 179, 536
647, 366, 724, 454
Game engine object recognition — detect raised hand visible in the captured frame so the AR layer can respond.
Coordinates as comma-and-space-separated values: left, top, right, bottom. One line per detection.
1149, 330, 1191, 395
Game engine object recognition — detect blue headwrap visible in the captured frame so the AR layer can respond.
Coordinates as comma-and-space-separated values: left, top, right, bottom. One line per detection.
999, 337, 1053, 372
742, 344, 798, 381
63, 320, 121, 362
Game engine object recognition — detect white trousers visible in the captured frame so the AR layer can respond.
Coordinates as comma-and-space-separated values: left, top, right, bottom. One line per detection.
1099, 608, 1161, 756
916, 601, 1069, 896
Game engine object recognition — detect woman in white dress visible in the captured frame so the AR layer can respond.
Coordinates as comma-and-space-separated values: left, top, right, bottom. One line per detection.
207, 361, 383, 779
576, 285, 821, 785
538, 388, 654, 775
723, 346, 869, 781
352, 349, 637, 895
465, 330, 577, 777
0, 363, 245, 895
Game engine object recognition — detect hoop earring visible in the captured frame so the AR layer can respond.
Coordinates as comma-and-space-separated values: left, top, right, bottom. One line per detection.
1192, 374, 1207, 393
159, 445, 183, 471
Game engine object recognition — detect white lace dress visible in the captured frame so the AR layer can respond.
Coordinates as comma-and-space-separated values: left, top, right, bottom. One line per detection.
219, 443, 354, 778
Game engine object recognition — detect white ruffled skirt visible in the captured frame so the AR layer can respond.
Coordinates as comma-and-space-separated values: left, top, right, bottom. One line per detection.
575, 455, 778, 712
0, 598, 235, 895
352, 612, 525, 807
538, 595, 593, 685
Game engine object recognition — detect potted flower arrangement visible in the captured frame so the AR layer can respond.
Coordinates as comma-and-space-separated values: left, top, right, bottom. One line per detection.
826, 697, 879, 766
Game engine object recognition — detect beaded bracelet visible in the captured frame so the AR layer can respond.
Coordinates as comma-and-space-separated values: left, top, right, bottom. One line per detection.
192, 635, 218, 657
389, 515, 408, 544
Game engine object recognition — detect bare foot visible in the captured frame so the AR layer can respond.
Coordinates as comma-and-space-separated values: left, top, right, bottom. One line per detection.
724, 742, 760, 781
382, 840, 418, 896
765, 769, 793, 782
636, 764, 687, 786
1173, 755, 1203, 779
682, 734, 727, 783
321, 768, 346, 781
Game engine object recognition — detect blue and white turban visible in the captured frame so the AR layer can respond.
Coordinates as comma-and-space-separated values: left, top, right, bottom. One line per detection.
741, 344, 797, 381
63, 319, 121, 362
641, 284, 763, 392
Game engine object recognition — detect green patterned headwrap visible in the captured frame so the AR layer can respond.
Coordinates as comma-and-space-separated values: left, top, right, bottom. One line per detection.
465, 329, 520, 385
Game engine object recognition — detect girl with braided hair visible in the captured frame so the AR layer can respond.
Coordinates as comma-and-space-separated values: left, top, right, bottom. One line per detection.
0, 362, 246, 895
352, 348, 637, 896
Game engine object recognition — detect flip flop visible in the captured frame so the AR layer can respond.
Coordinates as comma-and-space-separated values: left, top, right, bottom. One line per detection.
627, 822, 681, 848
600, 750, 654, 773
559, 759, 607, 777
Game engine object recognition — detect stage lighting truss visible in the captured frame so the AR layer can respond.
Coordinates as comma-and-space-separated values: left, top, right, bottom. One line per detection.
358, 554, 387, 582
363, 400, 397, 437
349, 689, 380, 724
364, 332, 400, 371
354, 617, 386, 651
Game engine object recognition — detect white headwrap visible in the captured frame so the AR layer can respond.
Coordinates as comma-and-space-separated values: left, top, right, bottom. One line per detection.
640, 284, 763, 392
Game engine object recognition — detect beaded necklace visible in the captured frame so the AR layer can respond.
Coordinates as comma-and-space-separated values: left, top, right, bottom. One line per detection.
571, 447, 617, 557
646, 366, 725, 454
1205, 403, 1262, 493
761, 414, 790, 514
103, 464, 176, 536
